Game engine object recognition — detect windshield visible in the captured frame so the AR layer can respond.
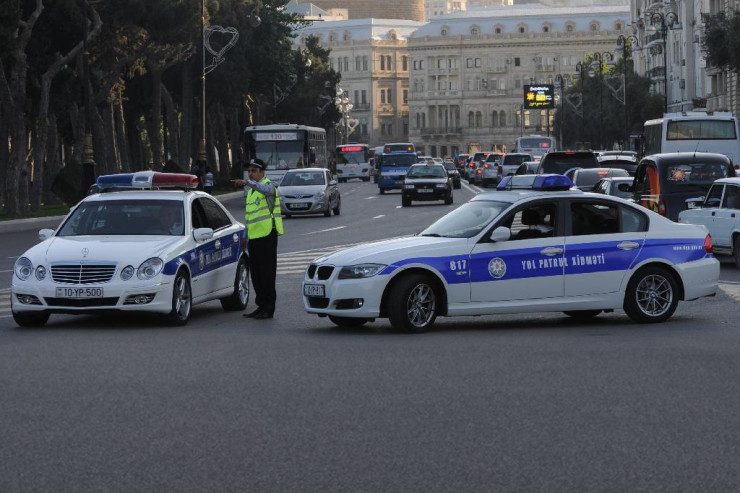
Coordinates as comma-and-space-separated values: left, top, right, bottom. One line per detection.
382, 154, 417, 166
254, 141, 305, 169
443, 162, 457, 171
408, 165, 447, 178
336, 147, 369, 164
58, 199, 184, 236
663, 162, 732, 190
280, 171, 326, 186
421, 200, 510, 238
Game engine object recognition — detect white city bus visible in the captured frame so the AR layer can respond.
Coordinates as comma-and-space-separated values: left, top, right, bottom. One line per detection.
335, 144, 372, 182
643, 112, 740, 167
243, 124, 328, 185
514, 135, 555, 161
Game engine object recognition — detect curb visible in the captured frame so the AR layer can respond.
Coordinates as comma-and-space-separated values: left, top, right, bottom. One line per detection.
0, 190, 246, 234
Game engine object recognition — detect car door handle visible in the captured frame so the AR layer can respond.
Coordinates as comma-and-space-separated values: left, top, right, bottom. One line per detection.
617, 241, 640, 250
215, 240, 221, 249
540, 247, 563, 256
733, 214, 736, 218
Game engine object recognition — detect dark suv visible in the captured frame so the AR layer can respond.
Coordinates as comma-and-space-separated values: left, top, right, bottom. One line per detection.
537, 151, 599, 175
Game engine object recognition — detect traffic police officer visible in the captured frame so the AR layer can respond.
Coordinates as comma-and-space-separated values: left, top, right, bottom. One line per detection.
233, 158, 284, 319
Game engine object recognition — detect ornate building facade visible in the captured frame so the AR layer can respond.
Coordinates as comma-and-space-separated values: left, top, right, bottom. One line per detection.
297, 0, 425, 22
294, 20, 423, 147
407, 5, 629, 156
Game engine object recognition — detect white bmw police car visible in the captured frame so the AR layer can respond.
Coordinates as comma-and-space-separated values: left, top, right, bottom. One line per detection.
303, 175, 719, 332
11, 172, 249, 327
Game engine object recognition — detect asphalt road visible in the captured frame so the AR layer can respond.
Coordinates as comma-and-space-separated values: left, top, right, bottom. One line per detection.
2, 180, 740, 492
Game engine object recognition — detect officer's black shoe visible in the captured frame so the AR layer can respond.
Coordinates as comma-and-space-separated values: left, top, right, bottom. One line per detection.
242, 308, 262, 318
253, 311, 273, 320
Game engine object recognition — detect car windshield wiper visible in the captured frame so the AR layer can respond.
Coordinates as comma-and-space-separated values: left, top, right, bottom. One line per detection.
420, 233, 443, 237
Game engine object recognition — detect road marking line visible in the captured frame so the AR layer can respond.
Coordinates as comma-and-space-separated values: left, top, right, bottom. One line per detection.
396, 206, 402, 209
0, 269, 13, 273
373, 215, 385, 219
364, 196, 378, 199
302, 226, 347, 235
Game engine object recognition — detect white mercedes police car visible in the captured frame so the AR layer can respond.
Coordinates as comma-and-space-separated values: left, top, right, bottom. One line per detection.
11, 172, 249, 327
303, 175, 719, 332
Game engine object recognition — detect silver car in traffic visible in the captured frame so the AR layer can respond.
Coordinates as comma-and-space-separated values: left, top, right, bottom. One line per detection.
279, 168, 341, 218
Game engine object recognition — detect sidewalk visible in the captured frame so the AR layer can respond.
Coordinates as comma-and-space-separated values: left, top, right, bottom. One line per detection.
0, 191, 245, 234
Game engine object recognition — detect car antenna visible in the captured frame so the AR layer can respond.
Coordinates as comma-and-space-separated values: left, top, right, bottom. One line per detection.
693, 140, 700, 161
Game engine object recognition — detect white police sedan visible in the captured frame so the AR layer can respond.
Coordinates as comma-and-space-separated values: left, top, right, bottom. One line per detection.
303, 175, 719, 332
11, 172, 249, 327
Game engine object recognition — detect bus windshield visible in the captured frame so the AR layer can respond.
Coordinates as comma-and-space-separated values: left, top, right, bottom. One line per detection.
382, 154, 417, 166
254, 141, 305, 169
337, 146, 369, 164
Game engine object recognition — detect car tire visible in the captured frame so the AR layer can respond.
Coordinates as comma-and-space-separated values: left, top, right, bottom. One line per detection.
379, 188, 385, 195
328, 315, 370, 327
733, 235, 740, 268
220, 257, 250, 311
454, 182, 461, 190
333, 198, 341, 215
12, 311, 50, 328
387, 274, 438, 333
402, 197, 411, 207
444, 193, 453, 205
623, 267, 679, 323
563, 310, 602, 320
324, 207, 331, 217
166, 270, 192, 326
362, 177, 370, 182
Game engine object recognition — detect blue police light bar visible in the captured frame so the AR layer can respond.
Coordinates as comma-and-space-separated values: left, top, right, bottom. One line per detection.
95, 172, 199, 191
496, 174, 574, 191
96, 173, 135, 190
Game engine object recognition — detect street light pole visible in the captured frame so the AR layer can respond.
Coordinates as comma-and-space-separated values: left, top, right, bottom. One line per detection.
199, 0, 207, 163
647, 11, 680, 113
615, 34, 641, 150
80, 0, 95, 197
555, 74, 566, 151
589, 52, 614, 149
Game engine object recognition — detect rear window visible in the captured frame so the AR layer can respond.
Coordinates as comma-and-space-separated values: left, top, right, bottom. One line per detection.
598, 159, 638, 174
663, 162, 732, 189
575, 169, 629, 188
382, 154, 417, 166
503, 154, 532, 166
539, 153, 598, 174
667, 120, 736, 140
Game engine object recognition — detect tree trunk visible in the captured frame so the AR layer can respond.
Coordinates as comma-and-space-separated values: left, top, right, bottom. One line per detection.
102, 103, 119, 174
0, 108, 8, 207
162, 84, 180, 168
216, 103, 231, 182
69, 104, 84, 164
115, 101, 131, 173
127, 117, 145, 172
147, 66, 164, 170
43, 117, 62, 205
180, 60, 195, 170
229, 106, 242, 175
91, 101, 108, 175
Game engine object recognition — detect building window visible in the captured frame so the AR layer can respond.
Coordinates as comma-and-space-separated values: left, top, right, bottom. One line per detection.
402, 56, 408, 71
542, 25, 549, 33
380, 90, 386, 104
416, 113, 421, 129
356, 56, 361, 71
466, 58, 473, 68
361, 90, 367, 104
475, 58, 481, 68
344, 57, 349, 72
500, 111, 506, 127
354, 90, 359, 105
590, 22, 599, 32
475, 111, 482, 127
380, 56, 385, 71
387, 89, 393, 104
403, 122, 409, 136
381, 124, 386, 136
615, 22, 623, 31
363, 56, 368, 71
495, 27, 502, 34
413, 60, 418, 70
470, 26, 479, 36
403, 89, 408, 104
518, 24, 527, 34
441, 27, 448, 36
361, 122, 368, 135
491, 110, 498, 127
468, 111, 475, 127
514, 57, 520, 67
420, 59, 424, 70
566, 23, 574, 32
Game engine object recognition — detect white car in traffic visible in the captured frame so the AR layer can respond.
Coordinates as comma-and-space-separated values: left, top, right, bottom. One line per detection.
11, 172, 249, 327
303, 175, 719, 332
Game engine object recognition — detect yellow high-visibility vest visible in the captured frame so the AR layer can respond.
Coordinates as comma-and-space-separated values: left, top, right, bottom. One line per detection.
245, 177, 284, 239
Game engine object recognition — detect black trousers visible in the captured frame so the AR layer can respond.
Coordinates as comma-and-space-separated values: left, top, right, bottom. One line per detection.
248, 228, 278, 314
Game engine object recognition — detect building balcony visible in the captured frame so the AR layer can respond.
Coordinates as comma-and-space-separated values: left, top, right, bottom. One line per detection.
644, 32, 665, 49
426, 90, 461, 98
646, 66, 665, 80
352, 103, 371, 111
419, 127, 463, 136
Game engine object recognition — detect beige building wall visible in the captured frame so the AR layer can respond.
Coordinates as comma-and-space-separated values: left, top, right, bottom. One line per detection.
295, 21, 423, 147
298, 0, 425, 22
407, 7, 629, 156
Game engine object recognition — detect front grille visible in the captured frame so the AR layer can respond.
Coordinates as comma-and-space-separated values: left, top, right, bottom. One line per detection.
307, 264, 317, 278
308, 297, 330, 309
317, 266, 334, 280
51, 263, 117, 284
43, 297, 119, 307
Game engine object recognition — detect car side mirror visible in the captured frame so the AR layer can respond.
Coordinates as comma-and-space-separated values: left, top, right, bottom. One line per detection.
706, 197, 720, 207
39, 229, 55, 240
193, 227, 214, 242
490, 226, 511, 242
329, 180, 337, 186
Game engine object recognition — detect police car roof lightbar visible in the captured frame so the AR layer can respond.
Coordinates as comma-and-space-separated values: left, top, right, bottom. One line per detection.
95, 171, 199, 192
497, 174, 575, 191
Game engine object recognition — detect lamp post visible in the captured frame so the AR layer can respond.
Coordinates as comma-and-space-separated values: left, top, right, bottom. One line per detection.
554, 74, 567, 150
615, 34, 641, 150
646, 11, 680, 113
80, 0, 95, 196
588, 52, 614, 150
575, 61, 587, 148
334, 86, 354, 145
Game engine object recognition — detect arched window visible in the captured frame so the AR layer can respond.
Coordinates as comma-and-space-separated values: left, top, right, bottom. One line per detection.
343, 31, 351, 41
590, 21, 600, 32
475, 111, 482, 128
615, 22, 623, 31
494, 24, 504, 35
499, 111, 506, 127
386, 55, 392, 71
491, 110, 498, 128
468, 111, 475, 128
470, 25, 480, 36
565, 22, 575, 33
441, 25, 450, 37
380, 56, 385, 71
542, 23, 551, 33
518, 24, 528, 34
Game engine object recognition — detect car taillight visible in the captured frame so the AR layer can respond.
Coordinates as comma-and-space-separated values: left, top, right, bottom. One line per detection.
484, 163, 490, 169
498, 165, 503, 175
658, 200, 666, 216
704, 234, 713, 254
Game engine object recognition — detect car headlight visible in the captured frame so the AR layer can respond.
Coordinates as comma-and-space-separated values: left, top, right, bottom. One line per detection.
338, 264, 386, 279
404, 184, 415, 189
120, 265, 135, 281
14, 257, 33, 281
436, 183, 448, 188
137, 258, 164, 280
35, 265, 46, 281
316, 191, 326, 200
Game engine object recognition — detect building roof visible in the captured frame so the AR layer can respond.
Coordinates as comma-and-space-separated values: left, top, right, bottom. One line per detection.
412, 4, 629, 37
293, 18, 425, 44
